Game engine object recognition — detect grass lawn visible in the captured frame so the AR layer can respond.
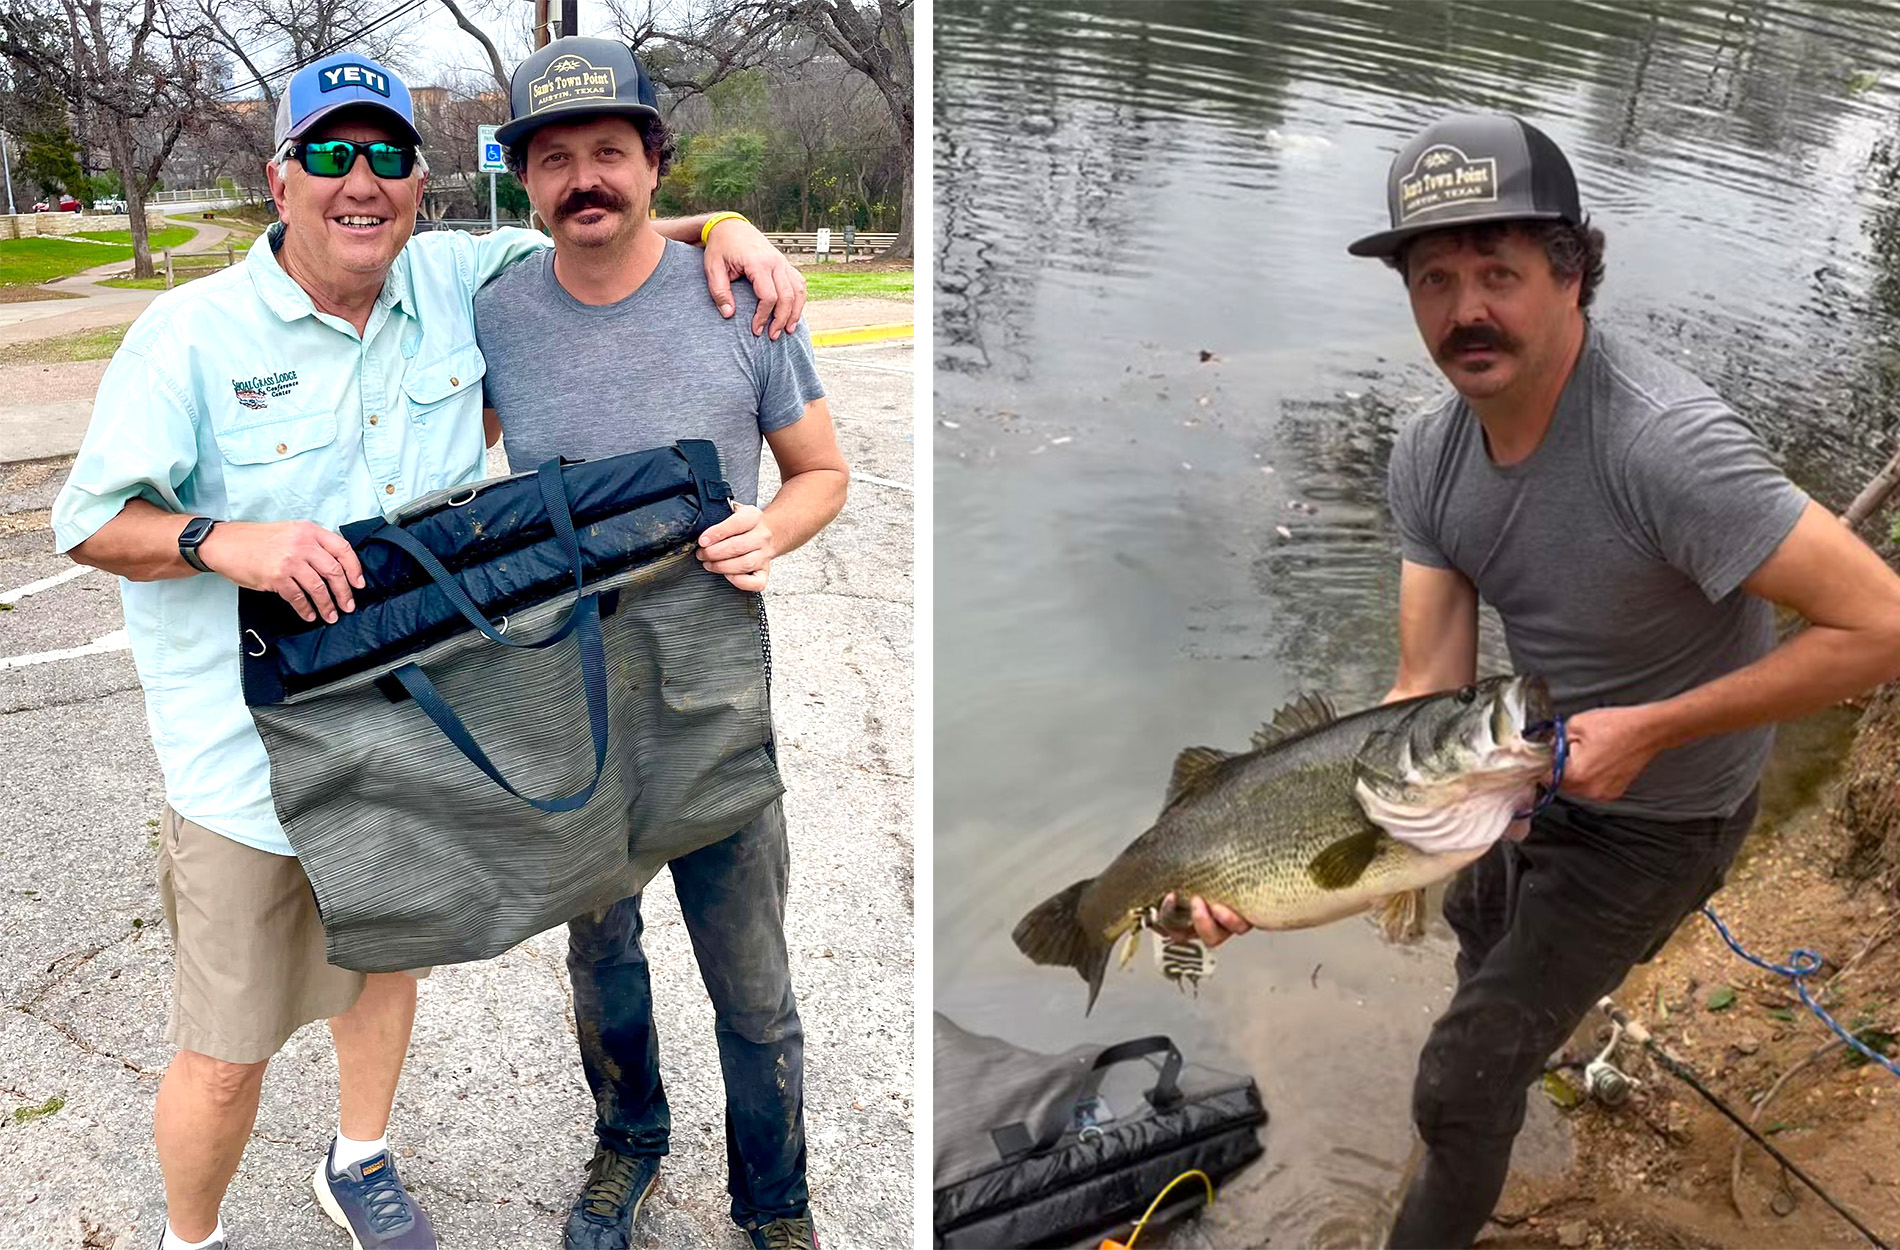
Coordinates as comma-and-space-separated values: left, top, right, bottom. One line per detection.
0, 324, 130, 367
0, 224, 198, 287
802, 267, 913, 300
74, 226, 196, 249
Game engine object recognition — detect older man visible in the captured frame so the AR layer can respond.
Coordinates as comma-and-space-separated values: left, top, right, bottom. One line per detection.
472, 38, 847, 1250
51, 51, 804, 1250
1171, 114, 1900, 1246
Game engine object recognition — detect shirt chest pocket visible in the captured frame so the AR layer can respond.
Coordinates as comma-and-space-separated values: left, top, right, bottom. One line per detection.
213, 409, 339, 513
403, 345, 486, 426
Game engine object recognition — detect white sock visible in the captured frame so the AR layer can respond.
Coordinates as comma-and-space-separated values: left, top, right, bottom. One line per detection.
330, 1125, 390, 1171
161, 1222, 226, 1250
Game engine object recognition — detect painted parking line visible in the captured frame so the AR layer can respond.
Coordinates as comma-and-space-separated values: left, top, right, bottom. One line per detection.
810, 322, 913, 348
817, 355, 914, 376
0, 628, 129, 672
855, 473, 913, 493
0, 563, 93, 606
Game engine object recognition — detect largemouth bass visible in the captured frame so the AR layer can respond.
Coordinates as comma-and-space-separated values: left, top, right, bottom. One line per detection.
1012, 676, 1555, 1011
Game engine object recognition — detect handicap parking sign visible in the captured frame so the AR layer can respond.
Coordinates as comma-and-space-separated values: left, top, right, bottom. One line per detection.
477, 125, 507, 174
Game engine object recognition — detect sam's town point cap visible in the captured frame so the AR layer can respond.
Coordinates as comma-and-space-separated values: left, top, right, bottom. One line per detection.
496, 37, 660, 149
1347, 113, 1582, 258
273, 51, 421, 149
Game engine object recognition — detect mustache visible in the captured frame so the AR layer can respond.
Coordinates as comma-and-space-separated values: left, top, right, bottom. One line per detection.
554, 186, 630, 221
1438, 325, 1519, 358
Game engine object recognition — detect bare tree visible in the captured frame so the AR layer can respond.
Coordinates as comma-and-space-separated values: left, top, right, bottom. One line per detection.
614, 0, 913, 256
2, 0, 219, 278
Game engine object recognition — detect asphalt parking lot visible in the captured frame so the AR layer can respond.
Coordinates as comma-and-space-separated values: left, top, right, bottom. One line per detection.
0, 339, 915, 1249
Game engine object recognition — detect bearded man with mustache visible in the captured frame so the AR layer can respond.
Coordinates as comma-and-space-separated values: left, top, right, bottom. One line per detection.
1168, 114, 1900, 1248
471, 37, 849, 1250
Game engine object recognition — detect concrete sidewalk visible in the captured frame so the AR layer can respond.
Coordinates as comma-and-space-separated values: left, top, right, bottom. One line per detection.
0, 341, 915, 1248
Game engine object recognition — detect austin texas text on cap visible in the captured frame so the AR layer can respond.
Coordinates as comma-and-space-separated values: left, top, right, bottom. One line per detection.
495, 37, 660, 149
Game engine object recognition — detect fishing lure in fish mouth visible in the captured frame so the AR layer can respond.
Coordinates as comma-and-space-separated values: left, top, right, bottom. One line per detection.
1137, 904, 1217, 994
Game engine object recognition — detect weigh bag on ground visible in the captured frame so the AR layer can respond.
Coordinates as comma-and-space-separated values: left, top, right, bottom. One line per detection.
238, 440, 783, 973
932, 1012, 1267, 1249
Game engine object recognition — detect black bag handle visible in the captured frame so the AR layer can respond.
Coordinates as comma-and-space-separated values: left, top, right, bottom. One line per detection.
989, 1035, 1187, 1160
363, 459, 610, 813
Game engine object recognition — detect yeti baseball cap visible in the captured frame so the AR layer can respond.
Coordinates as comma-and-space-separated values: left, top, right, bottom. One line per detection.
496, 37, 659, 148
1347, 113, 1582, 258
273, 52, 421, 149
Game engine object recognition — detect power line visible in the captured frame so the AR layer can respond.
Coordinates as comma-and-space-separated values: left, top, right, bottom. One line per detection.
214, 0, 432, 100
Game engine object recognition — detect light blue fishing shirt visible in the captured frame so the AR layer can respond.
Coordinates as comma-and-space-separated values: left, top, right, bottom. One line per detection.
53, 225, 549, 855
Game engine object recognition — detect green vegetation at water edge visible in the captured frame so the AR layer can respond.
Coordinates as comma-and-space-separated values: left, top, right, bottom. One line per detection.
0, 325, 130, 366
0, 224, 197, 286
803, 268, 913, 300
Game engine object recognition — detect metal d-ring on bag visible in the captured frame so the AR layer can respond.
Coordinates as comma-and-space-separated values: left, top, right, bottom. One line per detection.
239, 440, 784, 973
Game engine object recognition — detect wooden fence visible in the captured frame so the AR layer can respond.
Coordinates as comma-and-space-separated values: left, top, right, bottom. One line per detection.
764, 231, 898, 260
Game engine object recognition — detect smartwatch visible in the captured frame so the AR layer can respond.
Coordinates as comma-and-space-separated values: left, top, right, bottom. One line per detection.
178, 516, 218, 573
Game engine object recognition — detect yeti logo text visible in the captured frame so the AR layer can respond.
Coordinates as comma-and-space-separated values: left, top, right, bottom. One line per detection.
319, 64, 391, 97
529, 55, 616, 113
1397, 144, 1497, 222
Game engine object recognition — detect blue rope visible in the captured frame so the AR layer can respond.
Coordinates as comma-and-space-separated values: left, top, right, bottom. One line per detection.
1513, 716, 1568, 820
1701, 905, 1900, 1079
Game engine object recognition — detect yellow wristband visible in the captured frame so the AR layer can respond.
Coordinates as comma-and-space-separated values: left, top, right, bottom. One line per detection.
700, 211, 748, 245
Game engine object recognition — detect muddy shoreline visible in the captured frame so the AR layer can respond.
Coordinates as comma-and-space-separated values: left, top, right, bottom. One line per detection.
1481, 686, 1900, 1249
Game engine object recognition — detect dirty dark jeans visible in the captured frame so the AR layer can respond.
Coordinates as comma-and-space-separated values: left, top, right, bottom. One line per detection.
1387, 790, 1758, 1249
566, 799, 807, 1230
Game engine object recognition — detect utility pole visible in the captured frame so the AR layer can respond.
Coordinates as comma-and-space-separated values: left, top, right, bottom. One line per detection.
534, 0, 550, 47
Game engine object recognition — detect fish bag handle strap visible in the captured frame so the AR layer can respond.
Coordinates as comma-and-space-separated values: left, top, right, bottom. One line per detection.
391, 592, 610, 813
361, 459, 589, 651
676, 438, 736, 524
1086, 1035, 1185, 1112
991, 1035, 1188, 1160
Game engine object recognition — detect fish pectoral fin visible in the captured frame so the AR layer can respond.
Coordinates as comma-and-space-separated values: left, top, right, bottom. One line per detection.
1163, 746, 1232, 811
1251, 691, 1340, 751
1306, 827, 1384, 890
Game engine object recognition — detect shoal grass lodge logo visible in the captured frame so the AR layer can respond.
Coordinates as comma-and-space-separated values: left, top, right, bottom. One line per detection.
1397, 144, 1498, 222
529, 54, 616, 115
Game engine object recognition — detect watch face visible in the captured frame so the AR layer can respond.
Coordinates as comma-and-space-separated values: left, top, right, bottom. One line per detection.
181, 517, 214, 546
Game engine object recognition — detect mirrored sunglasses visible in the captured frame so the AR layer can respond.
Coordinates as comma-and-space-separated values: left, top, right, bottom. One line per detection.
291, 139, 418, 179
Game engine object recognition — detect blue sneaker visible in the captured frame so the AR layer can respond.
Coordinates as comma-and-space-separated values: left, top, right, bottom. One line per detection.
563, 1146, 660, 1250
312, 1139, 437, 1249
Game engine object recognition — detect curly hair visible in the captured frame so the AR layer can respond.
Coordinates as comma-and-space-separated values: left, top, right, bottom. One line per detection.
505, 112, 674, 179
1387, 219, 1608, 310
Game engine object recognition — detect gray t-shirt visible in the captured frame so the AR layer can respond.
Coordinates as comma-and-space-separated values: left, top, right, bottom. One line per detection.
473, 240, 825, 503
1387, 324, 1809, 821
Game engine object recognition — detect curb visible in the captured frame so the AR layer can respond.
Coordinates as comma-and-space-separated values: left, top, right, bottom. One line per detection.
810, 322, 913, 348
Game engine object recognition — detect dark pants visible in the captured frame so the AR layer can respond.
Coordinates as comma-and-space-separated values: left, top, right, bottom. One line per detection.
566, 800, 808, 1229
1387, 791, 1757, 1249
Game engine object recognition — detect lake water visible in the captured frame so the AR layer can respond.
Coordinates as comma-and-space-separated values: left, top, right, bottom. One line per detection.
933, 1, 1900, 1245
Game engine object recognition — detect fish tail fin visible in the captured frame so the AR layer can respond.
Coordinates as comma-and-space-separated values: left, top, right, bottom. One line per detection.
1374, 888, 1428, 944
1013, 879, 1114, 1014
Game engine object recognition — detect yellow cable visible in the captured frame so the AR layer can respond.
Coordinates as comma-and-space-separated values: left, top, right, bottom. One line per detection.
1123, 1168, 1216, 1249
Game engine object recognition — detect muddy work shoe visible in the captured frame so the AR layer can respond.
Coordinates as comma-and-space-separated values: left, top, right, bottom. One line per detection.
747, 1213, 820, 1250
312, 1140, 437, 1249
563, 1146, 661, 1250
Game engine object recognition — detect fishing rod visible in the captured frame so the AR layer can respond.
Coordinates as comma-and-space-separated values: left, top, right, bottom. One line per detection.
1596, 996, 1891, 1250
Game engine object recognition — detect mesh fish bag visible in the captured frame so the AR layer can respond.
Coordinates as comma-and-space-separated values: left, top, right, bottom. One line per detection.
239, 440, 783, 972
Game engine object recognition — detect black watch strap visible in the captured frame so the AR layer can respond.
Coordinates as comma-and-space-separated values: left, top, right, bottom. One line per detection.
178, 516, 217, 573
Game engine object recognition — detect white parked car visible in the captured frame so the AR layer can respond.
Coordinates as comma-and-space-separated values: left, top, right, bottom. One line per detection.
91, 197, 127, 213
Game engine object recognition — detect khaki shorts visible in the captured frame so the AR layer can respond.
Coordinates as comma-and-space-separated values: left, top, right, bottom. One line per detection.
157, 807, 427, 1065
